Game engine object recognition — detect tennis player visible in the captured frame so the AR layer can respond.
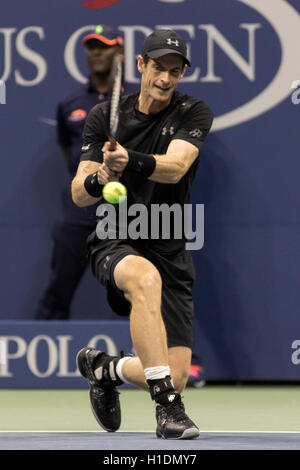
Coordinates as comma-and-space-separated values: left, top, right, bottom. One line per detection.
72, 29, 213, 439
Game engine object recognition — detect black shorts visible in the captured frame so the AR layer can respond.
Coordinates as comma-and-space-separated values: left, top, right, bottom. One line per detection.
89, 239, 196, 349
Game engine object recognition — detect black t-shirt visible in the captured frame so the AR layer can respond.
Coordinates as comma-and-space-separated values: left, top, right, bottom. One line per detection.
80, 91, 213, 254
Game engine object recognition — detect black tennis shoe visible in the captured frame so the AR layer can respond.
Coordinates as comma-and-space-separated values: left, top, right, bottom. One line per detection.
147, 376, 200, 439
155, 393, 200, 440
76, 347, 123, 432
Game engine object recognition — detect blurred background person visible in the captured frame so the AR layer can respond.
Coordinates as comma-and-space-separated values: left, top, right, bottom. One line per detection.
187, 353, 206, 388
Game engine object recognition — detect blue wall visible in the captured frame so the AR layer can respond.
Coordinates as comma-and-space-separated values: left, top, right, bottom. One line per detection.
1, 0, 300, 379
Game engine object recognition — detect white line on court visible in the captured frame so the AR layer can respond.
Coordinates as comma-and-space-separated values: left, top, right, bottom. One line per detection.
0, 430, 299, 434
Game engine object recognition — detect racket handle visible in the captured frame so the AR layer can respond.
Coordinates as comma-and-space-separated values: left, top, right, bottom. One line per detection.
109, 136, 117, 151
108, 136, 119, 178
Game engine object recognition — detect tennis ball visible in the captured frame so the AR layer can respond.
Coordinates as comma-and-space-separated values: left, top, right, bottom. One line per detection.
102, 181, 127, 204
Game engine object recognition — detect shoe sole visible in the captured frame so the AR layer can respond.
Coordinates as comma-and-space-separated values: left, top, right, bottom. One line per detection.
76, 347, 96, 380
157, 427, 200, 440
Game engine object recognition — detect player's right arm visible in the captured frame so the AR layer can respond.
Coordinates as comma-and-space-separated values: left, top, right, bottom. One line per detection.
72, 105, 114, 207
72, 161, 120, 207
71, 160, 102, 207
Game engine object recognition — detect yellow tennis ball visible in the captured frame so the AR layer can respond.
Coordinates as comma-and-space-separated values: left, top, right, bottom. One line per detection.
102, 181, 127, 204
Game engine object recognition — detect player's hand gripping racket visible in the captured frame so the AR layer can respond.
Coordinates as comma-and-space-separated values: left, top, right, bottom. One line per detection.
107, 53, 124, 151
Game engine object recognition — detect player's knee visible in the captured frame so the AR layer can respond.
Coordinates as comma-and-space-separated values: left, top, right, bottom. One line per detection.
117, 257, 161, 301
130, 267, 162, 305
138, 267, 161, 292
114, 256, 162, 312
115, 255, 160, 285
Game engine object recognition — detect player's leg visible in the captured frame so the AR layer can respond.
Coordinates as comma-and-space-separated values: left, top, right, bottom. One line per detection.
112, 255, 198, 439
79, 253, 169, 389
114, 254, 169, 368
76, 244, 147, 432
77, 244, 198, 438
168, 346, 192, 393
77, 252, 168, 432
137, 248, 197, 438
111, 255, 193, 392
117, 345, 191, 393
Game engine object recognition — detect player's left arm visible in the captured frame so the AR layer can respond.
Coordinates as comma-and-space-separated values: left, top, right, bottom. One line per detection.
150, 101, 214, 183
103, 138, 203, 184
150, 139, 199, 184
103, 101, 214, 183
102, 139, 197, 184
152, 101, 214, 183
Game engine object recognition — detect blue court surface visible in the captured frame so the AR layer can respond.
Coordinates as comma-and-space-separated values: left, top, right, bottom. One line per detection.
0, 430, 299, 450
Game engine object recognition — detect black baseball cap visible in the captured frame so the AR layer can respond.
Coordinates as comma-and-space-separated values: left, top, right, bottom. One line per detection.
141, 29, 191, 67
82, 24, 124, 47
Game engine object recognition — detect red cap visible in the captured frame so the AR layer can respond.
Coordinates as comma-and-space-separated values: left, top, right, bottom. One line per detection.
82, 25, 124, 47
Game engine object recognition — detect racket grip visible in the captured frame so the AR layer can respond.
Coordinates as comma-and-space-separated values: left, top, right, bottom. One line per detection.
107, 136, 119, 178
109, 136, 117, 151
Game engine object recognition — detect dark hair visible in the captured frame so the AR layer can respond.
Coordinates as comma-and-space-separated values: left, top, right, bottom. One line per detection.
142, 54, 150, 64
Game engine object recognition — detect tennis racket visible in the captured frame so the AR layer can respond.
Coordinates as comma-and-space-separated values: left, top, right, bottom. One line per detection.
107, 53, 124, 151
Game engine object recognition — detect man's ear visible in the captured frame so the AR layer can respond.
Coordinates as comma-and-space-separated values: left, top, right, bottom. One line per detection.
137, 55, 145, 73
180, 64, 187, 80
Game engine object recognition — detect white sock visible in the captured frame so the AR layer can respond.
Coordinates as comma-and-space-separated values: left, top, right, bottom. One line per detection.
115, 356, 133, 384
144, 365, 171, 381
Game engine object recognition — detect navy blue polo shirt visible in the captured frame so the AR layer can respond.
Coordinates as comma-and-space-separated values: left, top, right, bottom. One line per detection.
56, 78, 136, 225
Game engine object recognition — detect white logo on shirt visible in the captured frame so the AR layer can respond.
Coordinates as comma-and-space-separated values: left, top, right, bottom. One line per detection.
189, 129, 202, 138
81, 143, 91, 151
162, 126, 175, 136
103, 256, 110, 270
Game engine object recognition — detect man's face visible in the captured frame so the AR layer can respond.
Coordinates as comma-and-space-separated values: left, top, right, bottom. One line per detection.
86, 39, 121, 75
138, 54, 186, 106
